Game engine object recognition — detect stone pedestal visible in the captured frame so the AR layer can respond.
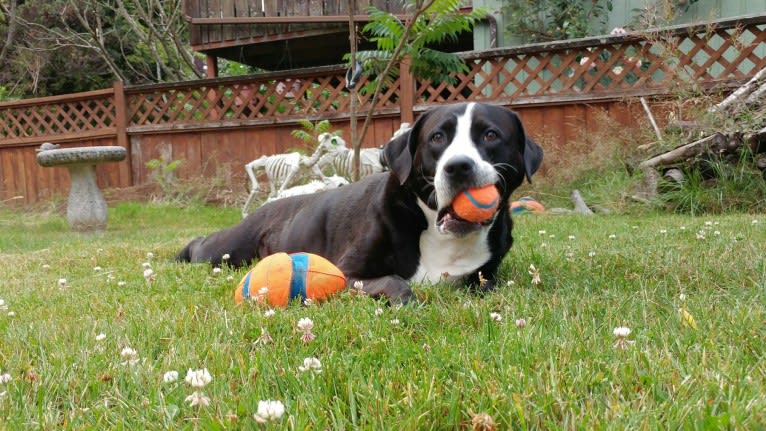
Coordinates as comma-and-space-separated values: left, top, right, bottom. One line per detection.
36, 145, 127, 232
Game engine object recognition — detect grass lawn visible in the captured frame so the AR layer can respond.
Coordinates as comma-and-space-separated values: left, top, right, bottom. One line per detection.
0, 202, 764, 429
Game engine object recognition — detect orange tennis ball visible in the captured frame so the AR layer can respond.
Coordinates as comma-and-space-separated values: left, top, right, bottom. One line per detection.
234, 252, 346, 307
452, 185, 500, 222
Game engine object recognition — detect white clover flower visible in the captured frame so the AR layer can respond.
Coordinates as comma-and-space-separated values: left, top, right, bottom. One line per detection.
568, 235, 575, 240
0, 372, 11, 384
95, 333, 106, 341
41, 264, 51, 270
185, 391, 210, 407
679, 293, 687, 302
142, 262, 152, 269
680, 225, 686, 230
253, 400, 285, 423
298, 357, 323, 374
222, 253, 230, 261
538, 230, 546, 235
212, 267, 222, 275
163, 370, 179, 383
549, 234, 555, 238
705, 221, 713, 226
117, 281, 127, 287
696, 231, 706, 240
588, 251, 596, 258
515, 318, 527, 328
608, 234, 616, 239
528, 264, 541, 285
264, 309, 276, 318
610, 27, 627, 35
565, 250, 574, 260
506, 280, 515, 286
374, 308, 384, 316
93, 266, 102, 272
489, 312, 502, 322
752, 219, 759, 225
7, 311, 15, 317
296, 317, 314, 332
120, 347, 139, 366
146, 252, 154, 259
714, 231, 720, 236
226, 275, 234, 282
659, 229, 667, 235
143, 268, 155, 283
353, 280, 364, 291
390, 318, 400, 325
185, 368, 212, 388
58, 278, 67, 287
0, 299, 6, 311
613, 326, 634, 349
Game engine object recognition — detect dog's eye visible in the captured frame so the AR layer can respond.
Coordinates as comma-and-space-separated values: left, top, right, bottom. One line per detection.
431, 132, 445, 145
485, 130, 499, 142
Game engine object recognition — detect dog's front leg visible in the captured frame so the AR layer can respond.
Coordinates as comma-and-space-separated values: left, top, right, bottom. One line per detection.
467, 259, 502, 293
347, 276, 415, 305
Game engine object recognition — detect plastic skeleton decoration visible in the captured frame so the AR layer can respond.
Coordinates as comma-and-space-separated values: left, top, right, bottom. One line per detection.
241, 135, 343, 217
314, 134, 386, 182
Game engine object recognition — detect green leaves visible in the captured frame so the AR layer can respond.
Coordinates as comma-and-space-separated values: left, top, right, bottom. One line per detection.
351, 0, 485, 85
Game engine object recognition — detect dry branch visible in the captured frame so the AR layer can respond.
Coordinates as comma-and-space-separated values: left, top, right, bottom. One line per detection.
639, 133, 728, 169
709, 66, 766, 114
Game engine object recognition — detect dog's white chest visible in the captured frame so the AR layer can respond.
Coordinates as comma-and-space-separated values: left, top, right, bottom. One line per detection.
411, 229, 490, 283
410, 205, 491, 284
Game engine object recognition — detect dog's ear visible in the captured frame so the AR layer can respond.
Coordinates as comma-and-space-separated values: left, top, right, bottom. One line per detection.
508, 110, 543, 183
523, 136, 543, 183
382, 114, 427, 185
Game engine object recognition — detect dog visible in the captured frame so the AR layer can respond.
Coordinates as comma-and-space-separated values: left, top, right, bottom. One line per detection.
177, 102, 543, 303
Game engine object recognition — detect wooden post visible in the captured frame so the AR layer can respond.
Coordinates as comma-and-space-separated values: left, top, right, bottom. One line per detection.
206, 55, 219, 78
347, 0, 360, 181
399, 56, 414, 125
113, 80, 132, 188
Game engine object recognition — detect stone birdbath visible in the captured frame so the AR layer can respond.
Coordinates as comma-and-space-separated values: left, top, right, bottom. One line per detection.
36, 144, 127, 232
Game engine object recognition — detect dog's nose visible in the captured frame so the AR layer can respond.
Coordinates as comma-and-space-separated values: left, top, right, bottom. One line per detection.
443, 156, 475, 180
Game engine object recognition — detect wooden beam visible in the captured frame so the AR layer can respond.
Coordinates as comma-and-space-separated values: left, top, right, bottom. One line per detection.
188, 14, 406, 24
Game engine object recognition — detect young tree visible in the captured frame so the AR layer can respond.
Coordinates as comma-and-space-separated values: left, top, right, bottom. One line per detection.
345, 0, 485, 180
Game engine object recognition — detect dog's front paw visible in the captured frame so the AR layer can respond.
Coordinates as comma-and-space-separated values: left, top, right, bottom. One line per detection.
351, 276, 415, 305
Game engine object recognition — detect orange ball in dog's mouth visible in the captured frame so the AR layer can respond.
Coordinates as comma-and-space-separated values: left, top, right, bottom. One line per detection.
451, 185, 500, 223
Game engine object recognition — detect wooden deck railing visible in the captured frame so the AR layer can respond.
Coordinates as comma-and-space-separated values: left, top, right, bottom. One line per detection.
184, 0, 407, 45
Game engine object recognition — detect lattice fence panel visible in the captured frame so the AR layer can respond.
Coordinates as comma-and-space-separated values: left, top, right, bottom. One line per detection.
0, 95, 115, 140
417, 21, 766, 104
127, 70, 401, 127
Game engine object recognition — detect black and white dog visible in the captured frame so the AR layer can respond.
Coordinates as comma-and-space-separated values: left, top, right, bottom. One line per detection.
177, 102, 543, 303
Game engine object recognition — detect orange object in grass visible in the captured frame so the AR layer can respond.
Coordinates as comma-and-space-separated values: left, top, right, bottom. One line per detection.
234, 252, 346, 307
452, 185, 500, 222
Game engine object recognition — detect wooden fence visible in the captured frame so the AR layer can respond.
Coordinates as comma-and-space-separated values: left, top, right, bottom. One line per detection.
2, 14, 765, 205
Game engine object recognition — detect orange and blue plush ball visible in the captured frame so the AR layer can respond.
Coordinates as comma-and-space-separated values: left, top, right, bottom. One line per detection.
511, 196, 545, 215
234, 252, 346, 307
452, 184, 500, 222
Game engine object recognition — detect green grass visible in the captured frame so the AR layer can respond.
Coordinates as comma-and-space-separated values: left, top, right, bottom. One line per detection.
1, 202, 765, 429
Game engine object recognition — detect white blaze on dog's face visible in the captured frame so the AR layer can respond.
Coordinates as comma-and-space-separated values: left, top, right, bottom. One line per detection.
433, 103, 499, 223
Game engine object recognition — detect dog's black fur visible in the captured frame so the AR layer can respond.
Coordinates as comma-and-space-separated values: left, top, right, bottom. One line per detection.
177, 102, 543, 303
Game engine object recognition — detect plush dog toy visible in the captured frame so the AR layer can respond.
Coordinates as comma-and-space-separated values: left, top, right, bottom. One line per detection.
234, 252, 346, 307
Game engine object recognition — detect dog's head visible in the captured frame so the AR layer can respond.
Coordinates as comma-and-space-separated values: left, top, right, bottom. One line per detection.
383, 102, 543, 236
